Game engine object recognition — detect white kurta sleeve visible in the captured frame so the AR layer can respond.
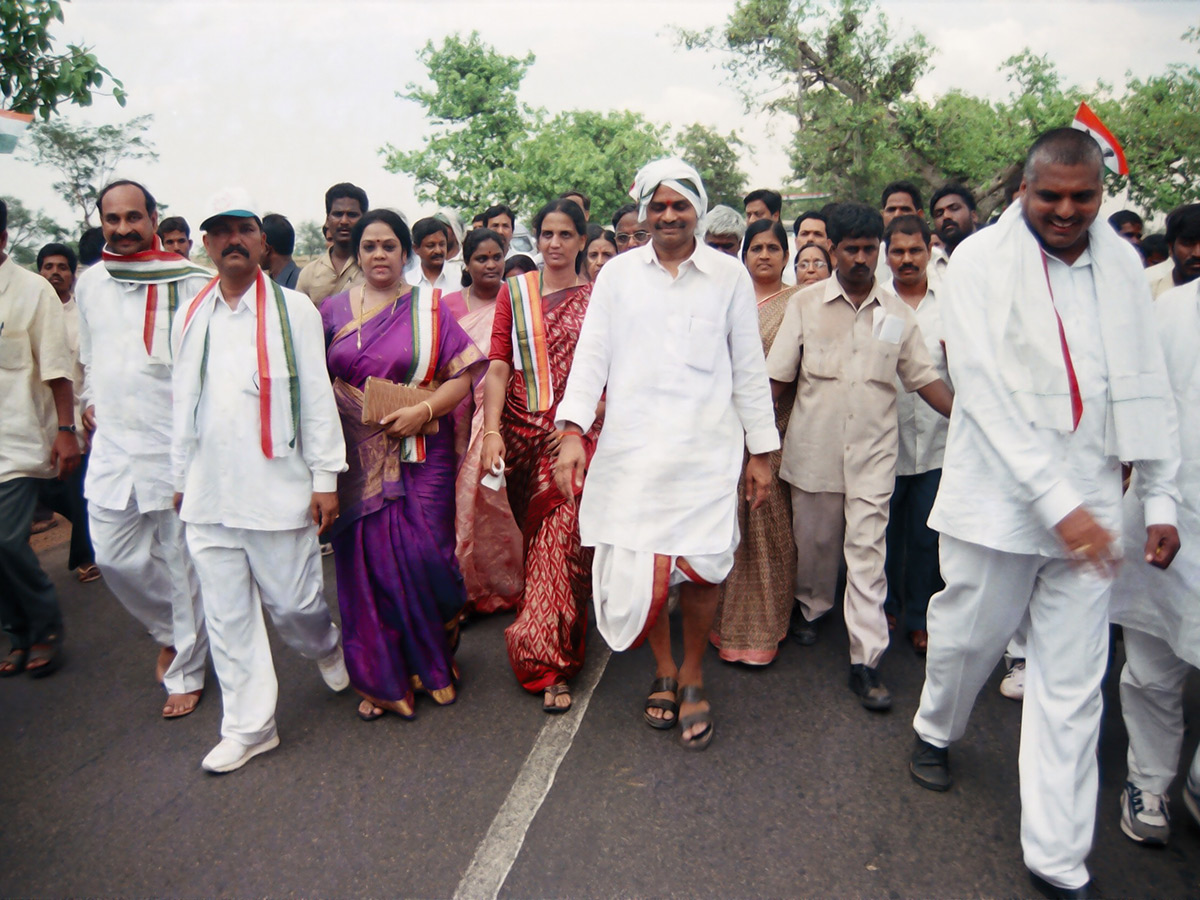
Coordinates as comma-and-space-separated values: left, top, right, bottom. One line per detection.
942, 250, 1086, 531
1129, 314, 1186, 528
555, 275, 613, 434
289, 296, 347, 493
727, 270, 780, 455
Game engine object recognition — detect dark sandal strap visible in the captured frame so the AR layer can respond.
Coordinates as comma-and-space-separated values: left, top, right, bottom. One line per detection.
678, 684, 706, 705
649, 676, 678, 695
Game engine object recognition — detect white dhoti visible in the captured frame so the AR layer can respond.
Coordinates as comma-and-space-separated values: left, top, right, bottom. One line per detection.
914, 535, 1112, 890
89, 494, 207, 694
591, 530, 738, 653
185, 523, 339, 745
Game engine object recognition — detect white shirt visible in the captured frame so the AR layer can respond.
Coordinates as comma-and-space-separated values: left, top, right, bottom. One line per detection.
171, 282, 346, 531
930, 237, 1178, 557
1111, 282, 1200, 664
893, 280, 950, 476
405, 257, 463, 294
556, 240, 780, 556
75, 263, 213, 512
0, 257, 72, 484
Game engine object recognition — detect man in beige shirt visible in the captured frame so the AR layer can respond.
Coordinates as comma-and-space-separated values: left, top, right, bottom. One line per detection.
0, 200, 82, 678
766, 203, 952, 711
295, 182, 367, 306
1147, 203, 1200, 298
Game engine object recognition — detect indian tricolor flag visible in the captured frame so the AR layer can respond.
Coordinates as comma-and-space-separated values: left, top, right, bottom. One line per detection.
1071, 102, 1129, 176
0, 109, 33, 154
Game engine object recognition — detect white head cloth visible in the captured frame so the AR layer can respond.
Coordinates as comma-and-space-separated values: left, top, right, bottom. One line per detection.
629, 157, 708, 222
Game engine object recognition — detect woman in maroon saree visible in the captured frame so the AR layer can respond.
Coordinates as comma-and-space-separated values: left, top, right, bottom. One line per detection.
481, 199, 601, 713
322, 209, 484, 721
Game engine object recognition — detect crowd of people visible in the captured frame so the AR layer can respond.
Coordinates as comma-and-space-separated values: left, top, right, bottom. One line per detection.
3, 124, 1200, 898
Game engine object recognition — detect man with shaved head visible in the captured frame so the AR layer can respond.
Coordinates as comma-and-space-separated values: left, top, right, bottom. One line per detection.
908, 128, 1181, 898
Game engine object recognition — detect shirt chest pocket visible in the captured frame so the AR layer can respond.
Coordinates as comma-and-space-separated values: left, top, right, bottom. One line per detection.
866, 340, 901, 384
801, 344, 840, 380
0, 331, 30, 370
683, 317, 722, 373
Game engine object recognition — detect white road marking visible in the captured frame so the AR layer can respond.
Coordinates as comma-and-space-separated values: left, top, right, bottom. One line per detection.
452, 645, 612, 900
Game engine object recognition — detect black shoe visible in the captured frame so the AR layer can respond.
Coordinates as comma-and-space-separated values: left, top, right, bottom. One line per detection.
790, 613, 822, 646
1029, 871, 1098, 899
848, 664, 891, 711
909, 735, 952, 791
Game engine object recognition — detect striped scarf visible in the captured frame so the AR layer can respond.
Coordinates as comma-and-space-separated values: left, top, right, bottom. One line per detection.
400, 286, 441, 463
507, 271, 553, 412
102, 235, 211, 361
180, 270, 301, 459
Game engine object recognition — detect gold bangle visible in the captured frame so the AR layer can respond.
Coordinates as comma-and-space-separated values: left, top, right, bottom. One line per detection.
483, 429, 502, 440
421, 401, 434, 424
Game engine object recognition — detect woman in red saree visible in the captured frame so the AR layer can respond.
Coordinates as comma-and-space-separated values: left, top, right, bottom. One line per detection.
481, 199, 600, 713
442, 229, 525, 616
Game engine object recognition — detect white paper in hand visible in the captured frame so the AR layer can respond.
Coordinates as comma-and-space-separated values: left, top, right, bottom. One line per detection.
481, 461, 506, 491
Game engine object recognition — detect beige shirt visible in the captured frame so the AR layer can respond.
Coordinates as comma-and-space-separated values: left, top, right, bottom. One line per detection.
893, 280, 950, 476
295, 250, 363, 306
765, 275, 940, 495
1147, 258, 1179, 299
0, 257, 73, 484
59, 296, 89, 449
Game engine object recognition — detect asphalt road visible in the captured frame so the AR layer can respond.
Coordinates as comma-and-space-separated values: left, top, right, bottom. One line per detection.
3, 540, 1200, 899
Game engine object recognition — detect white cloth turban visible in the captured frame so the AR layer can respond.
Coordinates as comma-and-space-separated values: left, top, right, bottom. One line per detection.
629, 157, 708, 222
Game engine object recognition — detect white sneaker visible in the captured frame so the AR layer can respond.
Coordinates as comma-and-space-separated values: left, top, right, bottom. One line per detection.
317, 641, 349, 692
201, 735, 280, 774
999, 659, 1025, 701
1121, 781, 1170, 845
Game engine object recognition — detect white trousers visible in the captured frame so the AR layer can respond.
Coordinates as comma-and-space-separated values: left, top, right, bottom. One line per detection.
185, 523, 339, 745
89, 495, 207, 694
913, 535, 1111, 890
1120, 627, 1200, 795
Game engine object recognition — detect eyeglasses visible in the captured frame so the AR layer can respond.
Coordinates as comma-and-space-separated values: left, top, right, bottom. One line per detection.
796, 260, 829, 271
615, 231, 651, 246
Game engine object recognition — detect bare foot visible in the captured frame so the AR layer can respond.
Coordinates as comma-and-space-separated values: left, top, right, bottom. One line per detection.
155, 646, 177, 684
357, 699, 385, 721
162, 689, 203, 718
543, 683, 572, 712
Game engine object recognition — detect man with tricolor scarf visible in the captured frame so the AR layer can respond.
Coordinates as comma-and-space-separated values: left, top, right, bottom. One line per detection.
171, 189, 348, 774
554, 159, 779, 751
75, 180, 213, 718
908, 129, 1181, 899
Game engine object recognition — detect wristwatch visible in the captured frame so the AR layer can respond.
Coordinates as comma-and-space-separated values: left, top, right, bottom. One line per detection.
58, 425, 77, 433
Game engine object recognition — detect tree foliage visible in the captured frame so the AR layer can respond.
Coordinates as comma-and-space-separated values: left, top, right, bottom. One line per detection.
675, 123, 747, 208
1, 194, 69, 267
383, 33, 670, 220
1, 0, 125, 120
22, 114, 157, 228
295, 220, 326, 260
682, 0, 1200, 217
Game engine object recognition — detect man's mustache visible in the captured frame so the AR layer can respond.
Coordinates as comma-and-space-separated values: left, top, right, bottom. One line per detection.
222, 245, 251, 259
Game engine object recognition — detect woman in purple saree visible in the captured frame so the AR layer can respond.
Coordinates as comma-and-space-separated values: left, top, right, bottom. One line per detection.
321, 209, 485, 720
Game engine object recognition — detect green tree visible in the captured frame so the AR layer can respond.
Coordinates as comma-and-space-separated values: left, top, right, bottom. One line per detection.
382, 32, 534, 212
679, 0, 931, 205
517, 110, 666, 218
1, 0, 126, 120
1, 194, 69, 267
22, 114, 157, 228
675, 123, 747, 208
295, 220, 326, 260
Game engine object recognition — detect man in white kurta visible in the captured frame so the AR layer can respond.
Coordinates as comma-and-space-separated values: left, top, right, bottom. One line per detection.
909, 130, 1181, 899
555, 159, 778, 751
75, 180, 213, 717
172, 192, 348, 774
0, 211, 80, 677
1110, 277, 1200, 846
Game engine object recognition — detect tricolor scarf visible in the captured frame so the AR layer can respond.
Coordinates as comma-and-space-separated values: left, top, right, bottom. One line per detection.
102, 235, 211, 362
400, 286, 441, 464
507, 271, 554, 412
179, 270, 300, 460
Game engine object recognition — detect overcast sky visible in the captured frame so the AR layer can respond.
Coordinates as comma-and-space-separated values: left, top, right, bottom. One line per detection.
1, 0, 1195, 235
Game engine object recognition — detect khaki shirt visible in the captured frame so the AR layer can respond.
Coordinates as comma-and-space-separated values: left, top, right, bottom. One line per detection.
0, 257, 73, 484
765, 275, 939, 495
295, 250, 363, 306
1147, 258, 1179, 299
